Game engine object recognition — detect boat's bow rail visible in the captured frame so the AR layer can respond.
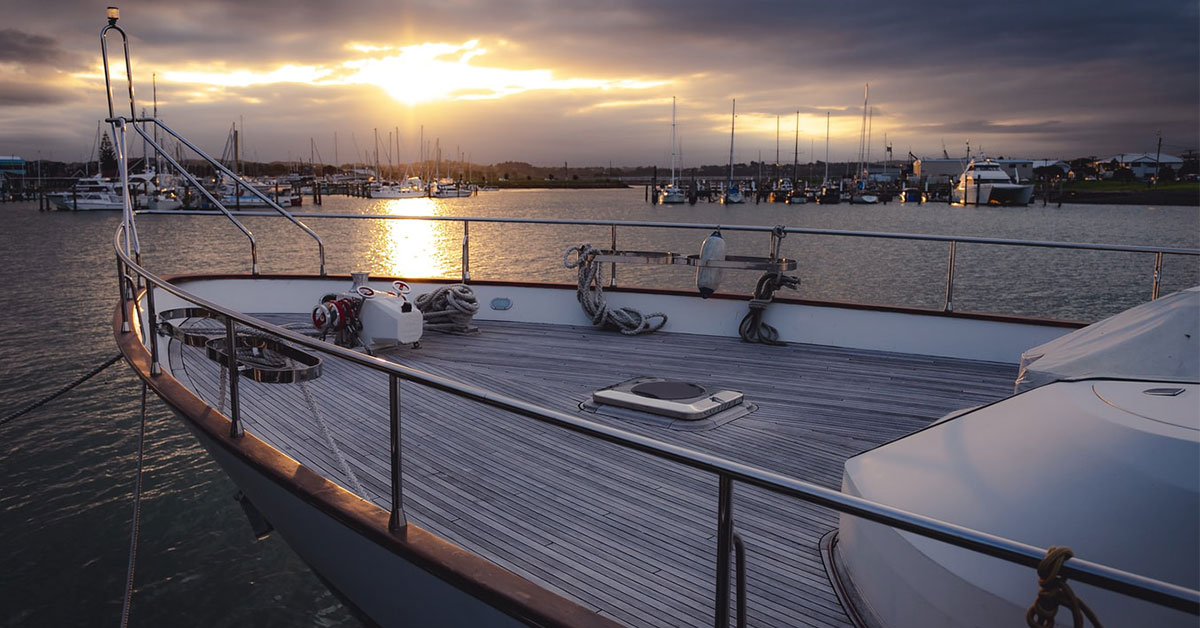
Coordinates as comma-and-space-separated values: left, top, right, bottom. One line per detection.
112, 225, 1200, 625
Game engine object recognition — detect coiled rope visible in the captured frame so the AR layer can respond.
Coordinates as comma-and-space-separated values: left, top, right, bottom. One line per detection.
0, 354, 124, 427
738, 271, 801, 345
1026, 546, 1103, 628
119, 384, 148, 628
563, 244, 667, 335
415, 284, 480, 334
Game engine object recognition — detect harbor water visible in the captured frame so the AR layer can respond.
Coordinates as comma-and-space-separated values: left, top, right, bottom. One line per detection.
1, 190, 1196, 626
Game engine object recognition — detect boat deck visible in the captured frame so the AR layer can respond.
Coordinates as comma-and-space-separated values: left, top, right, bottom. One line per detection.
165, 317, 1016, 627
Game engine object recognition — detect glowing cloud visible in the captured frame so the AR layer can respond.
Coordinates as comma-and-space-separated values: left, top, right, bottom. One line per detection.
155, 40, 666, 105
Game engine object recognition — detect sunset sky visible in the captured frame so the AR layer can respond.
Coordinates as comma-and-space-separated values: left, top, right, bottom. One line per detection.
3, 1, 1197, 168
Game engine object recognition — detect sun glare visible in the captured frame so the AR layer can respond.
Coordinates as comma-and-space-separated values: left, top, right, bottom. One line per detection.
153, 40, 665, 105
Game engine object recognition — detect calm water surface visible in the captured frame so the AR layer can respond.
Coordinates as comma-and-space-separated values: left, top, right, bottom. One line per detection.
0, 190, 1196, 626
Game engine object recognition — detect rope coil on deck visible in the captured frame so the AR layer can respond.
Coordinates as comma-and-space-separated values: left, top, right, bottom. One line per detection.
564, 243, 667, 335
1026, 546, 1104, 628
415, 284, 480, 333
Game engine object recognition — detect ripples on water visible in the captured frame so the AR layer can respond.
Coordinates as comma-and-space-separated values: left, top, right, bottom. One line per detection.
0, 191, 1196, 626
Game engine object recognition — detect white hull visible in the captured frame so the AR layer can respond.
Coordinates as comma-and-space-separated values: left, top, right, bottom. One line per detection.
658, 188, 686, 204
723, 189, 745, 204
49, 196, 124, 211
952, 183, 1034, 206
372, 188, 427, 199
179, 415, 530, 627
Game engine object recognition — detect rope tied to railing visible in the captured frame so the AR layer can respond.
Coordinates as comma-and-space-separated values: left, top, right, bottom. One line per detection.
738, 271, 800, 345
1026, 546, 1104, 628
564, 244, 667, 335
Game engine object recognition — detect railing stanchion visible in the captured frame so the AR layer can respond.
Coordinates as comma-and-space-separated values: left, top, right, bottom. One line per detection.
145, 283, 161, 376
225, 315, 243, 438
943, 240, 957, 312
714, 475, 734, 628
610, 224, 618, 287
1152, 251, 1163, 300
117, 257, 130, 334
461, 221, 471, 282
733, 533, 747, 628
388, 374, 408, 532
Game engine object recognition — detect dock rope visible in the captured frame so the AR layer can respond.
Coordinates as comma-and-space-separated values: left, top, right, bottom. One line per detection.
0, 354, 124, 427
299, 381, 367, 498
564, 244, 667, 335
738, 271, 800, 346
1026, 546, 1103, 628
119, 384, 149, 628
415, 284, 480, 333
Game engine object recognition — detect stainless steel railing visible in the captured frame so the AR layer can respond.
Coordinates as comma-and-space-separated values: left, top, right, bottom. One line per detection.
142, 209, 1200, 310
101, 13, 325, 277
113, 226, 1200, 622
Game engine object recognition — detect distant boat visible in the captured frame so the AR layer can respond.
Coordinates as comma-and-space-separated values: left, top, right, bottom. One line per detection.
951, 158, 1034, 206
659, 97, 686, 205
432, 179, 475, 198
850, 192, 879, 204
373, 177, 428, 199
48, 176, 125, 210
722, 99, 744, 204
899, 187, 925, 204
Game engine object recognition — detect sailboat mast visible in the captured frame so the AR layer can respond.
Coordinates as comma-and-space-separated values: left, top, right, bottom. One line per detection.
824, 111, 830, 184
728, 99, 736, 187
857, 83, 868, 179
670, 96, 677, 185
775, 115, 780, 179
793, 110, 799, 183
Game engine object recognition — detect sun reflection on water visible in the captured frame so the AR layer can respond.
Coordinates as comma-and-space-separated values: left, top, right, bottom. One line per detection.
368, 197, 458, 278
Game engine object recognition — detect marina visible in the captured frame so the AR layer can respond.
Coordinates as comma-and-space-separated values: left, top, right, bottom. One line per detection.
2, 5, 1199, 628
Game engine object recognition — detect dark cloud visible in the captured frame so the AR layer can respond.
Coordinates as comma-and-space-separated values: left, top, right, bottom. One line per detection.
0, 1, 1195, 163
0, 29, 82, 70
0, 81, 75, 106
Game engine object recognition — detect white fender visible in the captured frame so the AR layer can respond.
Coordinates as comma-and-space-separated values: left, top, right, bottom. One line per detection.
696, 230, 726, 298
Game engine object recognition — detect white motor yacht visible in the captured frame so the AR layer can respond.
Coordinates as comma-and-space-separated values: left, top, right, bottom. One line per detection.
951, 158, 1035, 206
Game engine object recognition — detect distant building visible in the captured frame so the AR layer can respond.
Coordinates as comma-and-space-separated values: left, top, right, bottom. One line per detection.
1031, 160, 1071, 176
913, 157, 1032, 184
1098, 153, 1183, 180
0, 156, 27, 196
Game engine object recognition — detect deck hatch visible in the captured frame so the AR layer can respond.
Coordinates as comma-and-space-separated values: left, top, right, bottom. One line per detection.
592, 377, 744, 421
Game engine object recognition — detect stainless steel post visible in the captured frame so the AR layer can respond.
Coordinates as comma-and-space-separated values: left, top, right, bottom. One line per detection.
117, 257, 130, 334
225, 316, 243, 437
733, 533, 746, 628
388, 374, 408, 532
1152, 251, 1163, 300
714, 475, 734, 628
145, 284, 161, 376
610, 224, 618, 288
943, 240, 957, 312
461, 221, 471, 282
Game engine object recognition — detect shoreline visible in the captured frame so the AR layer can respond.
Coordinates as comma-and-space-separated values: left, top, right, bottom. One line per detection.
1054, 188, 1199, 206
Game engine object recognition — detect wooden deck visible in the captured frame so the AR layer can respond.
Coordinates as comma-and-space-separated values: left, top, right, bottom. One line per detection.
166, 317, 1016, 627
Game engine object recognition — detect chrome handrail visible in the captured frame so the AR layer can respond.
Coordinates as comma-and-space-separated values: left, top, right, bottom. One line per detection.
139, 209, 1200, 307
113, 227, 1200, 616
133, 117, 327, 276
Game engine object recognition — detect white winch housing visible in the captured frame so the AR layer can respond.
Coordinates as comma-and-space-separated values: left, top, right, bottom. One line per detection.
358, 289, 424, 349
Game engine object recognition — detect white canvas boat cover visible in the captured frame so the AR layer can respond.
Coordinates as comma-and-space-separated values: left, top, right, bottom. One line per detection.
1015, 286, 1200, 392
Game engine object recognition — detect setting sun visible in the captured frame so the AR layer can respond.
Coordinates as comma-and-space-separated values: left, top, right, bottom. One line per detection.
157, 39, 666, 106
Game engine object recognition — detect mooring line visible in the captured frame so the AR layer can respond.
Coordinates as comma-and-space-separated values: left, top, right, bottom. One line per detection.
119, 383, 148, 628
0, 354, 124, 428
